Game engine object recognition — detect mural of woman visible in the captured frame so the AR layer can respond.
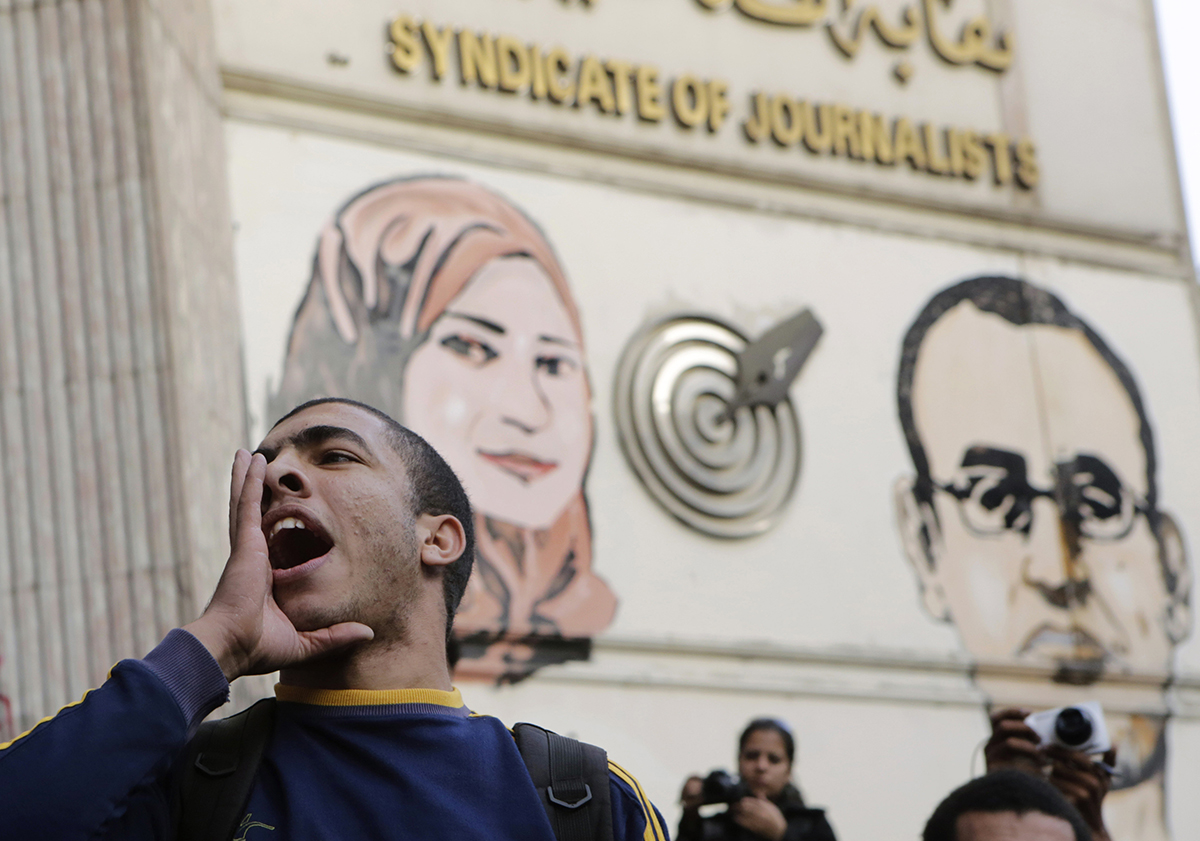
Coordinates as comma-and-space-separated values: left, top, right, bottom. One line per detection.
270, 176, 616, 681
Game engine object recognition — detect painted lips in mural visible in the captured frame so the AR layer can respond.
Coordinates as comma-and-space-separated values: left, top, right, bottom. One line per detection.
270, 176, 615, 683
894, 275, 1192, 840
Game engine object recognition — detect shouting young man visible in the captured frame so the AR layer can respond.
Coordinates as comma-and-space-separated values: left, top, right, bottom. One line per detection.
0, 398, 666, 841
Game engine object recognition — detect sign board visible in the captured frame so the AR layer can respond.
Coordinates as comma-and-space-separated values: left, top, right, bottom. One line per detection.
215, 0, 1187, 243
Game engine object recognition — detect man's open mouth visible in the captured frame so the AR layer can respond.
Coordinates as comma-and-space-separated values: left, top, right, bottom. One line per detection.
267, 516, 333, 570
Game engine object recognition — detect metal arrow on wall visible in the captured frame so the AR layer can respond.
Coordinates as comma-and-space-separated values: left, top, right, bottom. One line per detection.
613, 308, 823, 539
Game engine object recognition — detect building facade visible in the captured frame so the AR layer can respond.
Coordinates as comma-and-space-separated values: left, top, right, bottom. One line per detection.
2, 0, 1198, 838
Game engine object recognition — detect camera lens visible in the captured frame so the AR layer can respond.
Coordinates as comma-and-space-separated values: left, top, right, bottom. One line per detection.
701, 770, 741, 805
1054, 707, 1093, 747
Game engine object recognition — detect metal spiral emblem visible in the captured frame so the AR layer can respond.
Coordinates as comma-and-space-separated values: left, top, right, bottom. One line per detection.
614, 310, 822, 539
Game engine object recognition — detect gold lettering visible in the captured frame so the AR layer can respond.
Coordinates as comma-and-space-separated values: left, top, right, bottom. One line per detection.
946, 128, 965, 177
922, 0, 1014, 72
672, 75, 708, 128
859, 111, 894, 165
1015, 138, 1039, 189
577, 55, 616, 113
607, 59, 635, 115
707, 79, 730, 133
975, 34, 1015, 73
961, 130, 985, 179
734, 0, 828, 27
923, 124, 951, 175
421, 21, 455, 81
635, 66, 666, 122
388, 15, 421, 74
832, 104, 861, 158
828, 3, 921, 58
744, 91, 771, 143
388, 16, 1033, 189
458, 30, 498, 89
545, 49, 576, 103
893, 118, 927, 170
770, 95, 802, 146
496, 36, 531, 93
801, 102, 834, 154
922, 0, 976, 65
985, 132, 1012, 185
530, 45, 548, 100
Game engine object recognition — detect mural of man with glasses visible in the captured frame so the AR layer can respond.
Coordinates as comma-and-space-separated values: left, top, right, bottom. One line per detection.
894, 276, 1191, 841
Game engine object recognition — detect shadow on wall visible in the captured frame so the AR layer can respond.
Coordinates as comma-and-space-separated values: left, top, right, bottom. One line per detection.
268, 175, 617, 683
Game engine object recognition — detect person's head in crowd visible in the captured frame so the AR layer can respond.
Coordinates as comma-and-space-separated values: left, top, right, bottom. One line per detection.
923, 770, 1091, 841
259, 398, 475, 648
738, 718, 795, 800
895, 276, 1191, 684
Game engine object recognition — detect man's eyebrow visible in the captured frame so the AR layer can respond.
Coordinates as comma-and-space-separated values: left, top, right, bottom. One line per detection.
254, 425, 375, 461
961, 445, 1025, 469
443, 311, 505, 334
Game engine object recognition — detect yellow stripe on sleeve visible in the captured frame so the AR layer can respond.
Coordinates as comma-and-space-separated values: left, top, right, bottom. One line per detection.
608, 759, 667, 841
0, 686, 97, 752
0, 661, 123, 752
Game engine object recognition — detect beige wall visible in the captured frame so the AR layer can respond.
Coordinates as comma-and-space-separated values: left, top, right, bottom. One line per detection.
213, 0, 1189, 251
222, 124, 1200, 841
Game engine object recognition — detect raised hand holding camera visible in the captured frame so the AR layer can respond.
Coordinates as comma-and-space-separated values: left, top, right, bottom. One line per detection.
1024, 703, 1111, 756
986, 705, 1115, 841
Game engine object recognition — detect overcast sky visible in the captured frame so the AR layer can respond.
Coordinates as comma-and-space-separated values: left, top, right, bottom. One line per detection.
1155, 0, 1199, 266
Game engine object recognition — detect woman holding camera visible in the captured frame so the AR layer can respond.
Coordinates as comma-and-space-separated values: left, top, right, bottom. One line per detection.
678, 718, 837, 841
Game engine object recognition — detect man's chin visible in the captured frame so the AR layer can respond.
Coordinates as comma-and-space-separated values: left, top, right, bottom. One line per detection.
1011, 625, 1113, 680
276, 596, 349, 635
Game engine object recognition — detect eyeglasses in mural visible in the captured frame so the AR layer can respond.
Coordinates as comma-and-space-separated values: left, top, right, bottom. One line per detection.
269, 176, 616, 682
894, 276, 1192, 840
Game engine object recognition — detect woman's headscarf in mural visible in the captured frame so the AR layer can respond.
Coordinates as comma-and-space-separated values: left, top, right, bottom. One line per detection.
271, 176, 616, 682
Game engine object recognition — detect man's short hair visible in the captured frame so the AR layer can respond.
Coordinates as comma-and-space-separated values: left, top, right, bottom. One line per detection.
923, 770, 1092, 841
273, 397, 476, 640
896, 276, 1161, 549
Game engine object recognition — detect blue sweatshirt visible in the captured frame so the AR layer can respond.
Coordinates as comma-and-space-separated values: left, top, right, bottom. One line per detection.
0, 630, 668, 841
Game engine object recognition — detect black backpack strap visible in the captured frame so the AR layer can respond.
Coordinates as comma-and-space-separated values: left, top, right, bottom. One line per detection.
173, 697, 277, 841
512, 722, 613, 841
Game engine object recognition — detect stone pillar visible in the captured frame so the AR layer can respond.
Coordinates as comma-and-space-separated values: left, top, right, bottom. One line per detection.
0, 0, 243, 736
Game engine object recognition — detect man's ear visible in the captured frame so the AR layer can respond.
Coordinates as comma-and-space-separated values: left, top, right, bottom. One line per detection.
417, 513, 467, 568
1158, 511, 1192, 645
894, 475, 951, 622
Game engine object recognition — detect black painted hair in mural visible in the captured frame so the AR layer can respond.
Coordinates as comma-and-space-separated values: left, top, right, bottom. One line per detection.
272, 397, 477, 641
922, 770, 1092, 841
896, 275, 1163, 565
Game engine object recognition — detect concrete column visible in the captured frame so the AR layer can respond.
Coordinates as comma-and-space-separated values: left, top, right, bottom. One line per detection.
0, 0, 244, 736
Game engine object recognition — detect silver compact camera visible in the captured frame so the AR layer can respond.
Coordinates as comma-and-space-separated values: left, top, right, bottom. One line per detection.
1024, 702, 1111, 755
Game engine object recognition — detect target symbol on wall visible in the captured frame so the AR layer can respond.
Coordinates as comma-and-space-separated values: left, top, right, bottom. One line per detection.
613, 309, 823, 539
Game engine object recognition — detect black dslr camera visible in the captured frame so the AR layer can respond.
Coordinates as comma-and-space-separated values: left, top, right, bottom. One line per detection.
700, 770, 752, 805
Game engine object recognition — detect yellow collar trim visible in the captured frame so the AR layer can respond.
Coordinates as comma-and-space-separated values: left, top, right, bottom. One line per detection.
275, 685, 464, 708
